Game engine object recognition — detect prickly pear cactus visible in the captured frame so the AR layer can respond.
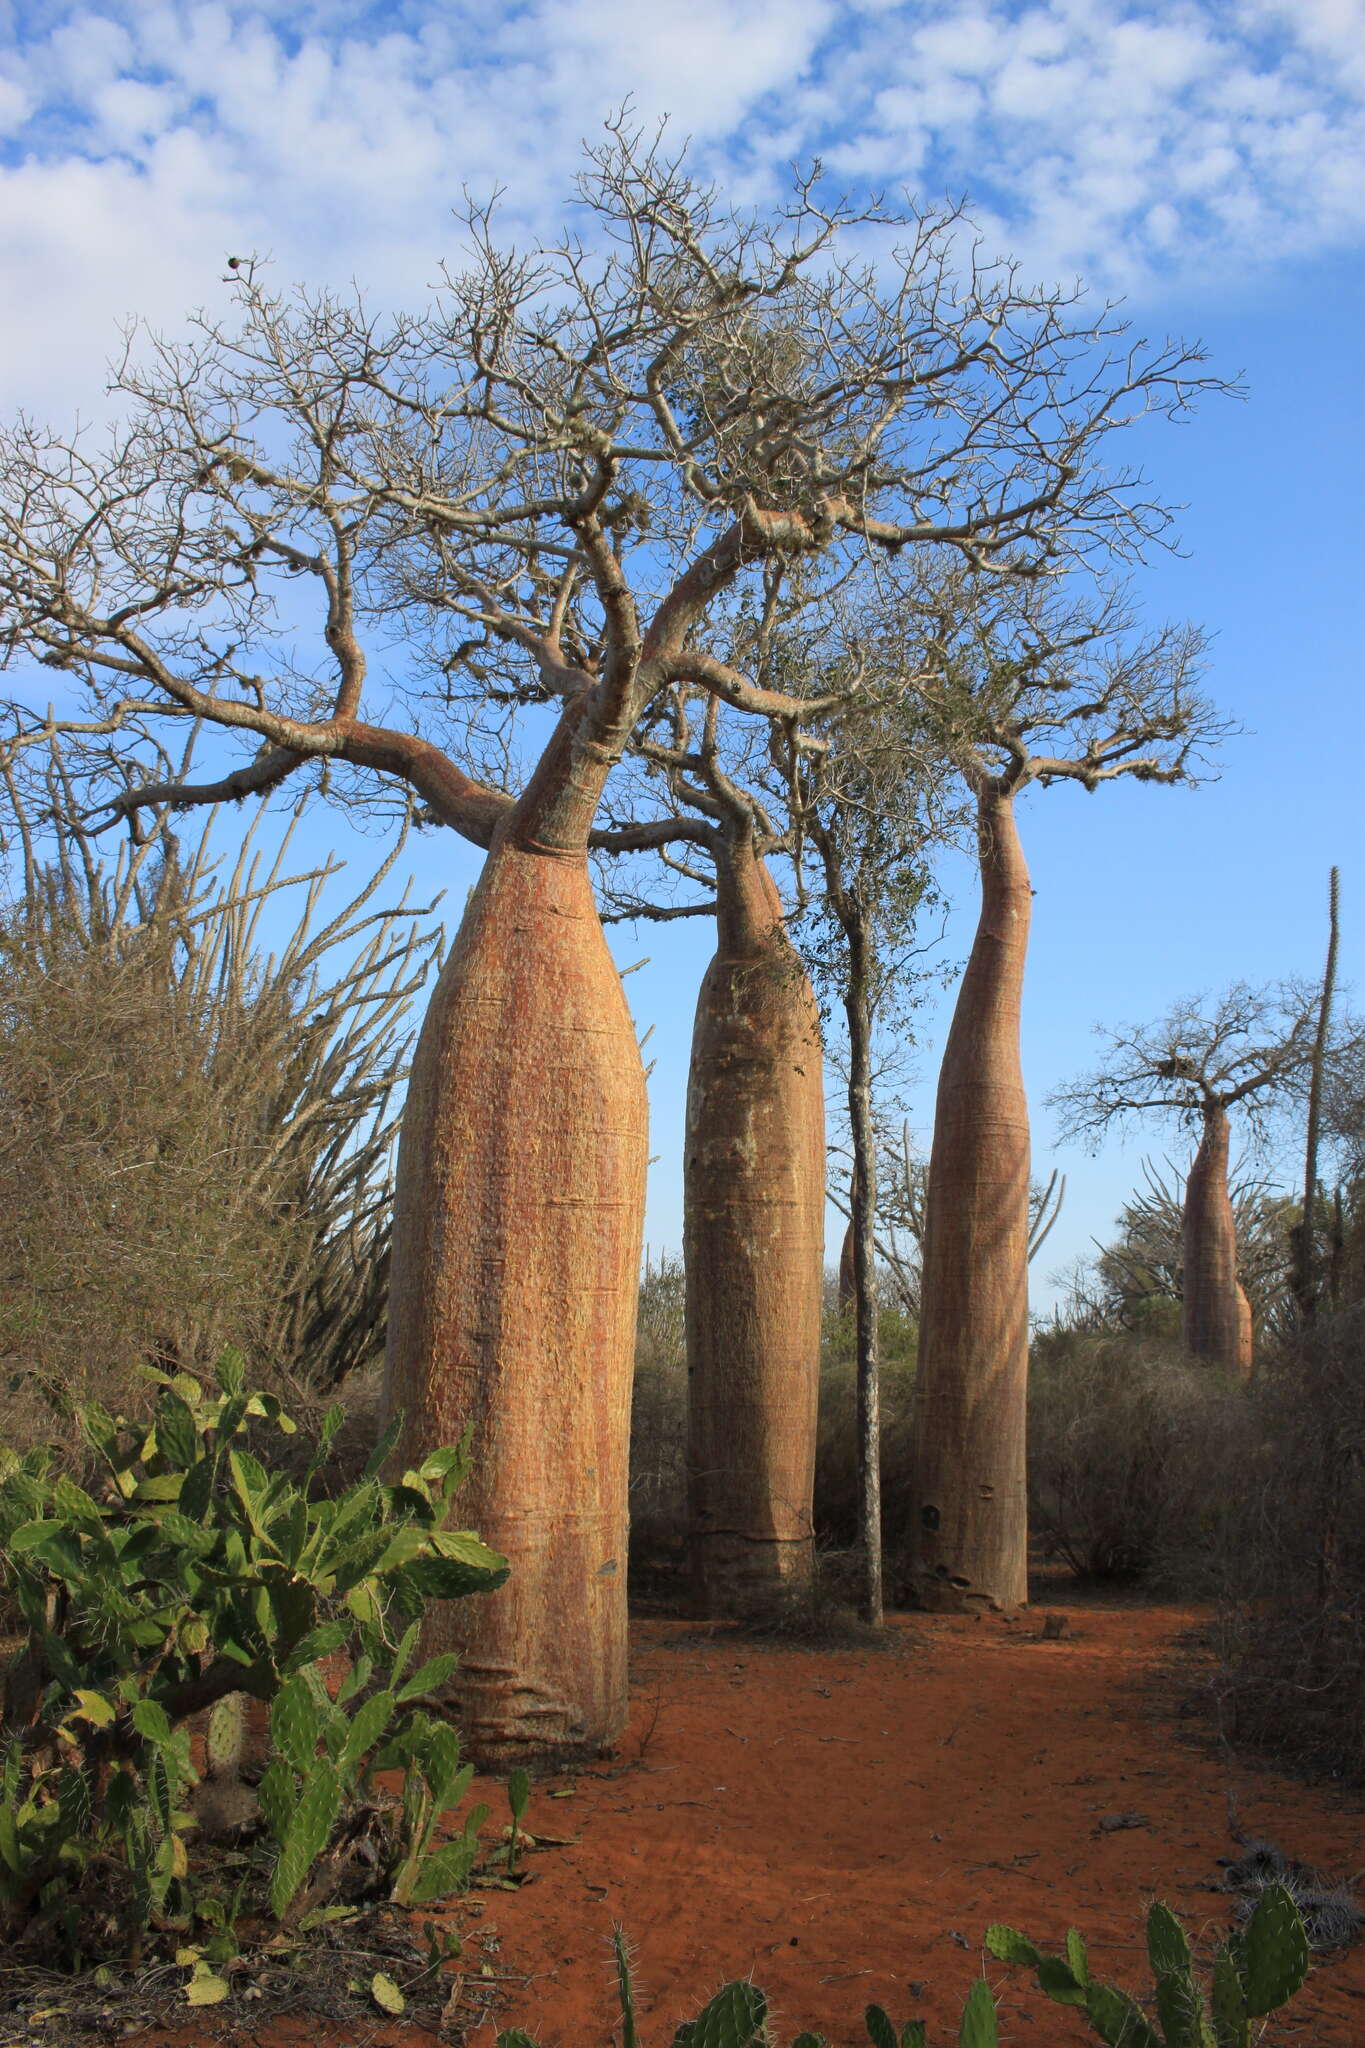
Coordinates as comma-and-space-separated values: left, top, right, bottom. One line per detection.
1237, 1882, 1310, 2017
204, 1691, 247, 1778
674, 1982, 768, 2048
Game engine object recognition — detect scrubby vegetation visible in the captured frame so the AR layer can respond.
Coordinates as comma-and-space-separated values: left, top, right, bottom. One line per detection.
495, 1887, 1315, 2048
0, 1355, 505, 1975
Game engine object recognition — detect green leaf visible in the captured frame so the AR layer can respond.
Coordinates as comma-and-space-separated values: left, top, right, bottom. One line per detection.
363, 1413, 403, 1482
1037, 1956, 1085, 2006
984, 1925, 1042, 1967
1065, 1928, 1089, 1987
508, 1766, 531, 1823
282, 1619, 350, 1674
400, 1556, 509, 1600
866, 2006, 898, 2048
256, 1760, 296, 1848
404, 1832, 481, 1905
271, 1674, 321, 1772
7, 1518, 68, 1552
69, 1690, 117, 1729
1240, 1884, 1309, 2017
371, 1972, 406, 2015
269, 1763, 341, 1918
1084, 1982, 1163, 2048
156, 1393, 200, 1470
131, 1698, 173, 1745
687, 1981, 767, 2048
1147, 1902, 1192, 1980
396, 1652, 461, 1703
133, 1473, 185, 1502
1156, 1969, 1209, 2048
215, 1350, 246, 1397
338, 1690, 398, 1777
958, 1977, 998, 2048
1211, 1945, 1249, 2048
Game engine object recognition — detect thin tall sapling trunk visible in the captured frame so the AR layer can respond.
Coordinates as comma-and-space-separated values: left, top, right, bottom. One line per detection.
797, 762, 936, 1630
1291, 866, 1341, 1324
684, 834, 824, 1614
910, 782, 1031, 1611
844, 925, 884, 1626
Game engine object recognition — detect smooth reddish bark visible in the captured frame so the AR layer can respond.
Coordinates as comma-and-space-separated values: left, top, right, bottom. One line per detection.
684, 842, 825, 1614
1235, 1283, 1254, 1379
909, 784, 1032, 1613
384, 725, 648, 1764
1182, 1100, 1246, 1375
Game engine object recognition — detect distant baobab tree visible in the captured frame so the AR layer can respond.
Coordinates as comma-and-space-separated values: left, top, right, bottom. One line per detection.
1051, 979, 1350, 1374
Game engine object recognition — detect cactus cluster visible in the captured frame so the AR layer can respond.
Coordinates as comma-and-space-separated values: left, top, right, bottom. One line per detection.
0, 1351, 507, 1961
496, 1927, 1000, 2048
497, 1890, 1316, 2048
986, 1884, 1310, 2048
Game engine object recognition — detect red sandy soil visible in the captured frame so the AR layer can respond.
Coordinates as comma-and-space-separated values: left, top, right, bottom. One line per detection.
129, 1593, 1365, 2048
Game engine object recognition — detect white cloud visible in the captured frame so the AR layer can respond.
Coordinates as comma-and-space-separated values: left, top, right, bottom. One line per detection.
0, 0, 1361, 419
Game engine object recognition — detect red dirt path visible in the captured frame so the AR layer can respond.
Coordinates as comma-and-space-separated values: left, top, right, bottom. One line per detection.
130, 1594, 1365, 2047
464, 1598, 1364, 2047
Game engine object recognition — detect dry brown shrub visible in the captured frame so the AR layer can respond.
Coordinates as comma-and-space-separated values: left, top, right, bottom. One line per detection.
0, 798, 437, 1449
1026, 1329, 1252, 1583
1203, 1305, 1365, 1784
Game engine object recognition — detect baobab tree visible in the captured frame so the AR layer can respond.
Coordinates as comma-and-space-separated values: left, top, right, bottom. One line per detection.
1065, 1157, 1293, 1344
873, 570, 1224, 1612
596, 695, 824, 1617
1051, 980, 1341, 1372
0, 126, 1228, 1754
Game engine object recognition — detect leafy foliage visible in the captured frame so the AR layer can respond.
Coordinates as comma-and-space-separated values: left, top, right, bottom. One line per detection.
0, 1354, 506, 1963
986, 1886, 1310, 2047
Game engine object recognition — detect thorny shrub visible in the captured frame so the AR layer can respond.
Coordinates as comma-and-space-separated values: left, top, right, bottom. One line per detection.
1202, 1304, 1365, 1784
1026, 1329, 1251, 1583
0, 798, 438, 1443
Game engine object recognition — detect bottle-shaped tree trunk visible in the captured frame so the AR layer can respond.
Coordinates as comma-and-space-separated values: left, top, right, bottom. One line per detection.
384, 729, 648, 1765
909, 784, 1032, 1613
684, 841, 825, 1615
1181, 1100, 1244, 1374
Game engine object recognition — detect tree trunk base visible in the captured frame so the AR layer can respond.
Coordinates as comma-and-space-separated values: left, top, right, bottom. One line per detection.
689, 1531, 815, 1619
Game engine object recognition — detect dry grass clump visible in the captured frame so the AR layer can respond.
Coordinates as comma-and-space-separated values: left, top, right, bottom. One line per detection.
725, 1556, 891, 1650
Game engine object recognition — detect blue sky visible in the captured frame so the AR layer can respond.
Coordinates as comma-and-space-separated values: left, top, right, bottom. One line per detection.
1, 0, 1362, 1307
